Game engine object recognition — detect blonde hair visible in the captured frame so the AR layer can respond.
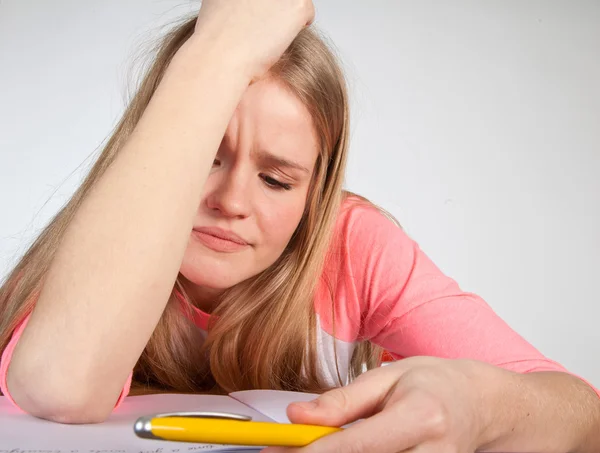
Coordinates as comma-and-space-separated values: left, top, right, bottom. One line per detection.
0, 16, 383, 396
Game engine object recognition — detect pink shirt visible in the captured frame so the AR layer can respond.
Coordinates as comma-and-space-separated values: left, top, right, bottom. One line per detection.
1, 197, 597, 410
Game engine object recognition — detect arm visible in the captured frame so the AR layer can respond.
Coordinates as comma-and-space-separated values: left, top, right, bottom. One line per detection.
7, 38, 252, 423
7, 0, 315, 423
284, 201, 600, 452
480, 369, 600, 453
1, 313, 133, 412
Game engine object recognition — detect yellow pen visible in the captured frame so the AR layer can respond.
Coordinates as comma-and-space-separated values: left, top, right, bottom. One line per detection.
134, 411, 343, 447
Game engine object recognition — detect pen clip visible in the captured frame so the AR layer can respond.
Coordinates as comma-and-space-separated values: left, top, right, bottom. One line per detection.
152, 411, 252, 421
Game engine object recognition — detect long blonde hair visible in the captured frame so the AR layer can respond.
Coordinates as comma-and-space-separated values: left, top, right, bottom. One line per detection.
0, 16, 382, 396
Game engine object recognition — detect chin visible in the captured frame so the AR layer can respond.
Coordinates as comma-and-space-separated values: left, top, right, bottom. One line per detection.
179, 255, 247, 290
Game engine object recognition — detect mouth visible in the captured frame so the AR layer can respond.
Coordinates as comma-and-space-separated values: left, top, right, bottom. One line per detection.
191, 226, 250, 253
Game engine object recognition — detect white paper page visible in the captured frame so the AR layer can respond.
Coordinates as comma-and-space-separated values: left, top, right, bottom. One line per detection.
0, 394, 271, 452
229, 390, 319, 424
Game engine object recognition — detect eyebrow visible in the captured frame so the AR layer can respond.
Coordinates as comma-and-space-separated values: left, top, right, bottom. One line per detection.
255, 150, 311, 174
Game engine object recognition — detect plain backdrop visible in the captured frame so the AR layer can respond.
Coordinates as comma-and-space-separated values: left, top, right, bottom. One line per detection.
1, 1, 599, 386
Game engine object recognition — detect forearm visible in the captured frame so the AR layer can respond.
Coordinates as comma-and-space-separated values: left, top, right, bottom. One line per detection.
480, 370, 600, 453
9, 36, 251, 419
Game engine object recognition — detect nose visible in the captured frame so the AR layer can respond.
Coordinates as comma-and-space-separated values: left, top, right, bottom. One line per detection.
205, 168, 251, 219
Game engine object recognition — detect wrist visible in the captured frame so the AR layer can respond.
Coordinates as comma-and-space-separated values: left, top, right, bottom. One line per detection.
468, 361, 520, 450
179, 32, 256, 85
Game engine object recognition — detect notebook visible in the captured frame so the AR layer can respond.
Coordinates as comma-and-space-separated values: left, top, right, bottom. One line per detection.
0, 390, 320, 452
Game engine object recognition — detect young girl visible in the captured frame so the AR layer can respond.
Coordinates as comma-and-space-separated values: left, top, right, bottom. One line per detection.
1, 1, 599, 452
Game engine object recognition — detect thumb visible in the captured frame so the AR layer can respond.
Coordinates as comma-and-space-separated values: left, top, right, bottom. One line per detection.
287, 366, 402, 427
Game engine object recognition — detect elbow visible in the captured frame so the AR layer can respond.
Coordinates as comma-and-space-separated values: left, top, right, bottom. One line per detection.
31, 399, 112, 424
31, 402, 111, 424
7, 366, 113, 424
16, 388, 112, 424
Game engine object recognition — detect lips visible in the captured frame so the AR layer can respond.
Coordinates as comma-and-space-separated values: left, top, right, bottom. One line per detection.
191, 226, 250, 253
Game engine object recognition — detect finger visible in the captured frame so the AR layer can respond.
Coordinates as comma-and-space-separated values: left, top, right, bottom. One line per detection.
287, 364, 406, 427
299, 396, 428, 453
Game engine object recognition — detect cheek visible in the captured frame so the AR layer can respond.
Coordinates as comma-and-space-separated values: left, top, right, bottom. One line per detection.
256, 194, 306, 252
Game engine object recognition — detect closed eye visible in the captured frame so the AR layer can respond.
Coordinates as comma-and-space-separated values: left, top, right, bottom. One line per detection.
260, 174, 292, 191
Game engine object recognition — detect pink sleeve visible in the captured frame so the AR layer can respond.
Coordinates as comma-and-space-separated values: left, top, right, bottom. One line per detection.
1, 313, 133, 412
339, 202, 599, 397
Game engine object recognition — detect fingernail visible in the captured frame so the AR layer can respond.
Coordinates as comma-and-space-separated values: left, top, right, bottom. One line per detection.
293, 399, 319, 411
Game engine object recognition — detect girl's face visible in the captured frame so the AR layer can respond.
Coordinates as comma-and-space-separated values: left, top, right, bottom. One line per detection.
179, 77, 320, 296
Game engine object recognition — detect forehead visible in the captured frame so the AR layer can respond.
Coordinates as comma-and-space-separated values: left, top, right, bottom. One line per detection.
227, 78, 319, 164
